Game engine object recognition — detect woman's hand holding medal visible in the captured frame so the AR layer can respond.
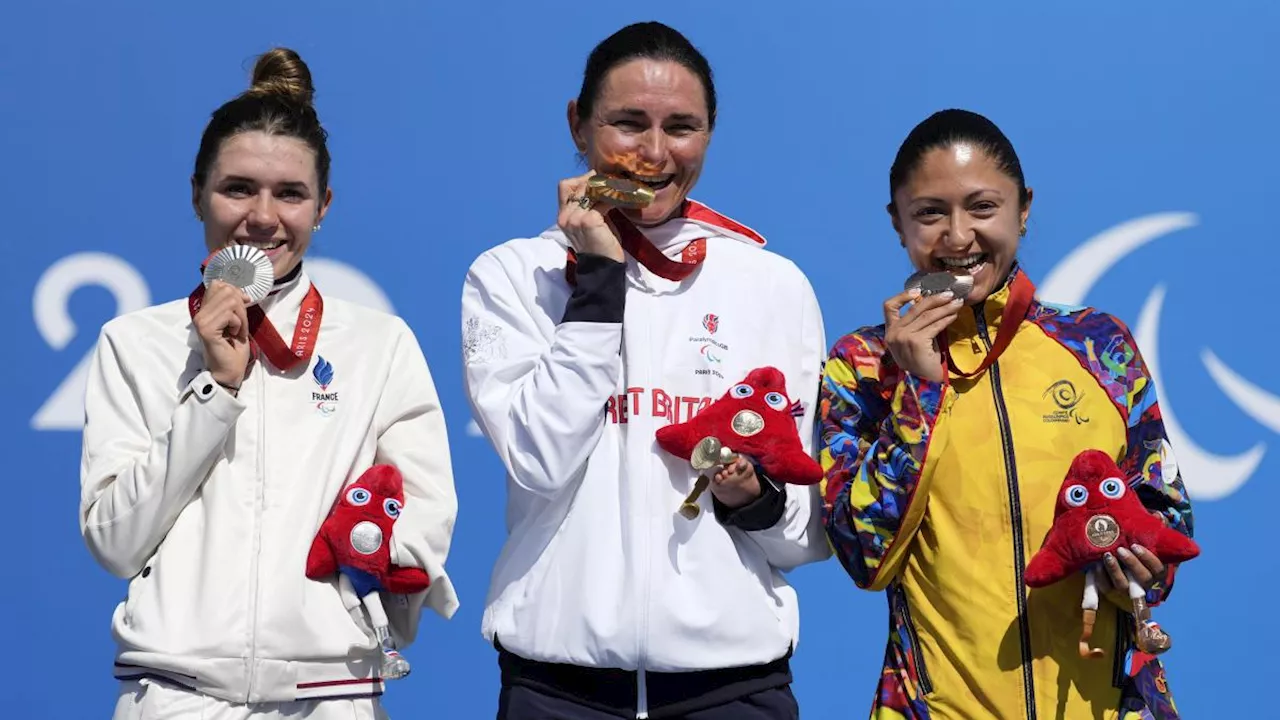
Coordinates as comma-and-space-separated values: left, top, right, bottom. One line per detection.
1096, 510, 1172, 598
709, 457, 763, 509
194, 280, 253, 390
558, 171, 624, 263
883, 287, 964, 383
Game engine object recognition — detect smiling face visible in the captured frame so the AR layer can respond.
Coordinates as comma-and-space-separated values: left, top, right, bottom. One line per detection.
192, 131, 332, 279
891, 143, 1032, 305
569, 58, 712, 227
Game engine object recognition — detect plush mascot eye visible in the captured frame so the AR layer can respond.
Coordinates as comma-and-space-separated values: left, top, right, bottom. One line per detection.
764, 392, 787, 410
1099, 477, 1126, 500
731, 384, 754, 399
346, 487, 372, 506
384, 498, 403, 519
1065, 484, 1089, 507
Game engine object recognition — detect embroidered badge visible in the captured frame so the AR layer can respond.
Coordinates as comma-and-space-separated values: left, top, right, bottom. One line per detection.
463, 317, 507, 366
689, 314, 728, 379
1042, 379, 1090, 424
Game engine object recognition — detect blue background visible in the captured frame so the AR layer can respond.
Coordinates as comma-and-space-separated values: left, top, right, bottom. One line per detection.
5, 2, 1276, 717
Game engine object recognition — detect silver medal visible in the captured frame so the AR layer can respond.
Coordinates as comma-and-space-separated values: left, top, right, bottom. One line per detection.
904, 270, 974, 301
203, 245, 275, 305
349, 521, 384, 555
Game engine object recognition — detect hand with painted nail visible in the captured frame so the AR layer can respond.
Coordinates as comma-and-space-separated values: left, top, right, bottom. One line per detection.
1096, 544, 1168, 597
883, 288, 964, 383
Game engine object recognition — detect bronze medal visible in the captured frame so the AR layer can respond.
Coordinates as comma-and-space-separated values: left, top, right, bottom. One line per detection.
904, 270, 974, 301
1085, 514, 1121, 548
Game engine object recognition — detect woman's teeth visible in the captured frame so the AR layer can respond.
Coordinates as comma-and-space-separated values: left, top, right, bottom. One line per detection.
629, 173, 675, 190
238, 240, 286, 251
937, 253, 987, 271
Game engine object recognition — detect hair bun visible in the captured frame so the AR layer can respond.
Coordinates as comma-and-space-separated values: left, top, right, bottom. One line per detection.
246, 47, 315, 106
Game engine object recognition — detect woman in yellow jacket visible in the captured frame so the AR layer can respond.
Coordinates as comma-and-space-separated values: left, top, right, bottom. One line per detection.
819, 109, 1194, 720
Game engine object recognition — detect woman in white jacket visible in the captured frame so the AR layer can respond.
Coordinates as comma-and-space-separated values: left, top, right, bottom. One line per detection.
462, 22, 828, 720
80, 48, 458, 720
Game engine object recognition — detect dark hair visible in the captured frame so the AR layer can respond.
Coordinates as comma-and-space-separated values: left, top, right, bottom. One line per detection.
888, 109, 1027, 214
192, 48, 331, 194
576, 22, 717, 130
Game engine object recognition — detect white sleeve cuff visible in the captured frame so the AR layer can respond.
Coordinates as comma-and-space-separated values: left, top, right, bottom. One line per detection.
184, 370, 245, 420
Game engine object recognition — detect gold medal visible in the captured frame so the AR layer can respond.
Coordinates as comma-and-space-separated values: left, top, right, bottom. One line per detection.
678, 476, 712, 520
680, 436, 738, 519
731, 410, 764, 438
1084, 514, 1121, 548
586, 174, 656, 209
690, 436, 737, 471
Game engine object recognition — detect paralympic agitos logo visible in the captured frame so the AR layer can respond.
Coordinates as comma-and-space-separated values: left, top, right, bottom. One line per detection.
1039, 212, 1277, 501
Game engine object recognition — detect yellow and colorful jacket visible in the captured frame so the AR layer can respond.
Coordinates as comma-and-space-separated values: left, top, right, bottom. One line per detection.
819, 266, 1194, 720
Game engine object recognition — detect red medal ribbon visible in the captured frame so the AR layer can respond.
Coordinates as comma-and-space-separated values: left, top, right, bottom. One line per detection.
188, 262, 323, 372
940, 269, 1035, 379
609, 209, 706, 281
565, 205, 708, 285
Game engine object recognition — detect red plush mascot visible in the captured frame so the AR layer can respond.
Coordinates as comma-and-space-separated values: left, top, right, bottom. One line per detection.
307, 464, 430, 679
1024, 449, 1199, 658
655, 367, 821, 518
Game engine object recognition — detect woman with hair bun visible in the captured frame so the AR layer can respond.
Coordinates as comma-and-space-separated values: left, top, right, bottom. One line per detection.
80, 47, 458, 719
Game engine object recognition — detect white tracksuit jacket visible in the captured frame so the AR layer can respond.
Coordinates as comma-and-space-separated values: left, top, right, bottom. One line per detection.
79, 268, 458, 704
461, 201, 830, 684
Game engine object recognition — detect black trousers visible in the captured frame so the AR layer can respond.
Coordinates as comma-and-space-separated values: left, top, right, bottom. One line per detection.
497, 683, 800, 720
494, 640, 798, 720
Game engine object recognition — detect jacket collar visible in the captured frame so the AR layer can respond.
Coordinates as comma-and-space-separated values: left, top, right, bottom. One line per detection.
258, 262, 313, 329
947, 261, 1025, 344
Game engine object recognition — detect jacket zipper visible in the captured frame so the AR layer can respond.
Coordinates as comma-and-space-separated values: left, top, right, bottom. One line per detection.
1111, 607, 1131, 687
897, 583, 934, 695
975, 308, 1037, 720
637, 283, 651, 720
245, 364, 267, 699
